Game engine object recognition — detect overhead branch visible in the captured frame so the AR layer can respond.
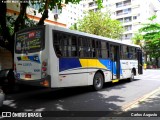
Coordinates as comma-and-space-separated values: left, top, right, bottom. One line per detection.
37, 0, 50, 25
14, 1, 29, 34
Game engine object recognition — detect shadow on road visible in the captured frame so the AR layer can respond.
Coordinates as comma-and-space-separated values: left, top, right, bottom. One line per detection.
0, 79, 141, 119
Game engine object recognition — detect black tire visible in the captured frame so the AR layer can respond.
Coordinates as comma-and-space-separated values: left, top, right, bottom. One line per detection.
128, 71, 134, 82
92, 72, 104, 91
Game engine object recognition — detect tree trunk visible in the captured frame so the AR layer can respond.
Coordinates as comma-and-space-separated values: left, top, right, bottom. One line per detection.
37, 0, 49, 25
155, 57, 158, 68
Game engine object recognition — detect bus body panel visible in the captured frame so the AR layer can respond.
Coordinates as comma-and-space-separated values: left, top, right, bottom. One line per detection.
120, 60, 138, 78
14, 25, 142, 89
15, 53, 42, 80
47, 26, 60, 88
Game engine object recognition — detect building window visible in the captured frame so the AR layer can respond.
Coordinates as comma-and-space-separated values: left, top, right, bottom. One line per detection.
124, 33, 132, 39
124, 25, 132, 31
133, 16, 137, 20
124, 17, 132, 22
116, 2, 123, 8
123, 0, 131, 6
123, 8, 131, 14
117, 18, 123, 23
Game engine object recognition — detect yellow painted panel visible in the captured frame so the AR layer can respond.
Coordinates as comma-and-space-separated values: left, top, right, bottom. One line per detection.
21, 56, 29, 61
112, 79, 119, 83
79, 59, 106, 69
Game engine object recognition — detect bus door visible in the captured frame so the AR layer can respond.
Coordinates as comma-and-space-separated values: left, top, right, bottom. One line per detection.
137, 49, 143, 74
110, 45, 120, 80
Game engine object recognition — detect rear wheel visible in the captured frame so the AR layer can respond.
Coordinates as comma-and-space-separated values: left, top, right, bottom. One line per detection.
92, 72, 104, 91
128, 71, 134, 82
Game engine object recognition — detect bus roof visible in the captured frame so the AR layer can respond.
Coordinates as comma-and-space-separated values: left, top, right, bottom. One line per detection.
47, 25, 140, 48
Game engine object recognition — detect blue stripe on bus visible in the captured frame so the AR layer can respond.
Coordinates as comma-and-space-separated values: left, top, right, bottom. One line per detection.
59, 58, 81, 72
59, 58, 122, 75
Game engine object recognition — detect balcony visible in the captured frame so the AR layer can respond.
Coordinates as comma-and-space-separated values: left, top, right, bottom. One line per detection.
116, 0, 131, 8
116, 8, 131, 16
124, 16, 132, 23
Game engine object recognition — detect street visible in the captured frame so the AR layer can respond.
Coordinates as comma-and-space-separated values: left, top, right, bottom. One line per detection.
0, 69, 160, 119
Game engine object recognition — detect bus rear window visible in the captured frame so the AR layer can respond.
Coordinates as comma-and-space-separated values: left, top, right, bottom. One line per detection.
15, 29, 44, 54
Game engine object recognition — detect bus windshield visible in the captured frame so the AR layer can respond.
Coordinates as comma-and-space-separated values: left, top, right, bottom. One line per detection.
15, 28, 44, 54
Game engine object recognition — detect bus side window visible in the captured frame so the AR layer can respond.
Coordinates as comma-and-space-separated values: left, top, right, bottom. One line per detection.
53, 32, 62, 57
55, 48, 62, 57
92, 40, 96, 58
78, 37, 84, 57
71, 36, 77, 57
110, 45, 114, 60
101, 41, 108, 59
96, 41, 102, 58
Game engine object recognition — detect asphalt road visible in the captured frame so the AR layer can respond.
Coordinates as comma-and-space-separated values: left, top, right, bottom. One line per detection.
0, 69, 160, 120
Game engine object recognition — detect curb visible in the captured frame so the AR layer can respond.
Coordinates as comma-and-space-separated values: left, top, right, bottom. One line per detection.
121, 87, 160, 111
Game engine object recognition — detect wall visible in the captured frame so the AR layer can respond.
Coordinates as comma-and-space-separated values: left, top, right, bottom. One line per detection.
0, 47, 12, 70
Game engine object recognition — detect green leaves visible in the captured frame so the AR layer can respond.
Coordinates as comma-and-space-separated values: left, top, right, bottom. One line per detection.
70, 10, 123, 39
139, 15, 160, 58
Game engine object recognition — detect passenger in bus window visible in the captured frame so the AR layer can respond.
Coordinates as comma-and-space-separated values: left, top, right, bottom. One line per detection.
56, 48, 62, 57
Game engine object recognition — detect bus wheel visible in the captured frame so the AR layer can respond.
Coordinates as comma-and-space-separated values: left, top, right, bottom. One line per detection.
92, 72, 104, 91
128, 71, 134, 82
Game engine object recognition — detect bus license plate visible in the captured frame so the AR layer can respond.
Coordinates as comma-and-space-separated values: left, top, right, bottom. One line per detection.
25, 74, 31, 78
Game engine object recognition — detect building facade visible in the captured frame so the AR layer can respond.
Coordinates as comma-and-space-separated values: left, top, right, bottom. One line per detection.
66, 0, 159, 43
107, 0, 157, 43
66, 1, 85, 28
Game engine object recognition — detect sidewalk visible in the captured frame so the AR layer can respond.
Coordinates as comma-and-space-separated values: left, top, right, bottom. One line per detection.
109, 87, 160, 120
127, 88, 160, 112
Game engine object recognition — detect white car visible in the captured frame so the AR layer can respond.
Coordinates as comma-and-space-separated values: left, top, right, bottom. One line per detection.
0, 88, 5, 107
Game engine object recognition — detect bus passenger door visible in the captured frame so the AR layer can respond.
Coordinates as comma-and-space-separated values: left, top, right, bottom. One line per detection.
110, 45, 120, 80
137, 49, 143, 74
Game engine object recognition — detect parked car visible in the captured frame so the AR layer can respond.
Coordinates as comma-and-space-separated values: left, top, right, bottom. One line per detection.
0, 69, 15, 93
0, 69, 15, 85
0, 88, 5, 107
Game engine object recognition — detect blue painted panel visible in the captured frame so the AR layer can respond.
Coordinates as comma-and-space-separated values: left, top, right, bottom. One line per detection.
99, 59, 112, 70
99, 59, 122, 75
59, 58, 81, 72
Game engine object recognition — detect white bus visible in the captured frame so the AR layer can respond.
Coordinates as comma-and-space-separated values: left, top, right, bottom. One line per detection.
14, 25, 143, 90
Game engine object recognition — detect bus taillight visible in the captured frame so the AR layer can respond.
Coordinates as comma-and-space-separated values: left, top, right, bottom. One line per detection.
42, 67, 47, 71
42, 60, 47, 78
14, 63, 16, 71
42, 61, 47, 66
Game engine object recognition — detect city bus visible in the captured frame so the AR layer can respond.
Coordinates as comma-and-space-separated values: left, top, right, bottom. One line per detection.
14, 25, 143, 90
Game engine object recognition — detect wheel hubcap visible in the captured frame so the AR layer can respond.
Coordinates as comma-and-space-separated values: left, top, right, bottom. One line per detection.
96, 78, 101, 87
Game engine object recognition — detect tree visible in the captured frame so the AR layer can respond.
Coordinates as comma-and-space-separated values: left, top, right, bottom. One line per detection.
132, 33, 143, 47
1, 0, 104, 65
139, 15, 160, 66
70, 10, 124, 39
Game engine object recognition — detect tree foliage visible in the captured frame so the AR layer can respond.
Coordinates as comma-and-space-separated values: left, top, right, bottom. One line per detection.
139, 15, 160, 59
70, 10, 124, 39
0, 0, 104, 58
132, 33, 143, 47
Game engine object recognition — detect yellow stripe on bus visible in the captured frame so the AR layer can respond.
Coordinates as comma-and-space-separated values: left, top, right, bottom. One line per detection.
21, 56, 29, 61
112, 79, 119, 83
79, 59, 106, 69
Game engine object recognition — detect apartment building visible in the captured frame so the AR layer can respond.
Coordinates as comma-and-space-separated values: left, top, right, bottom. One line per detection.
66, 0, 159, 43
105, 0, 158, 43
66, 1, 85, 28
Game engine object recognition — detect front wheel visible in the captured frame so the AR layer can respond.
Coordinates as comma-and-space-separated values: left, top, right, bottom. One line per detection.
92, 72, 104, 91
